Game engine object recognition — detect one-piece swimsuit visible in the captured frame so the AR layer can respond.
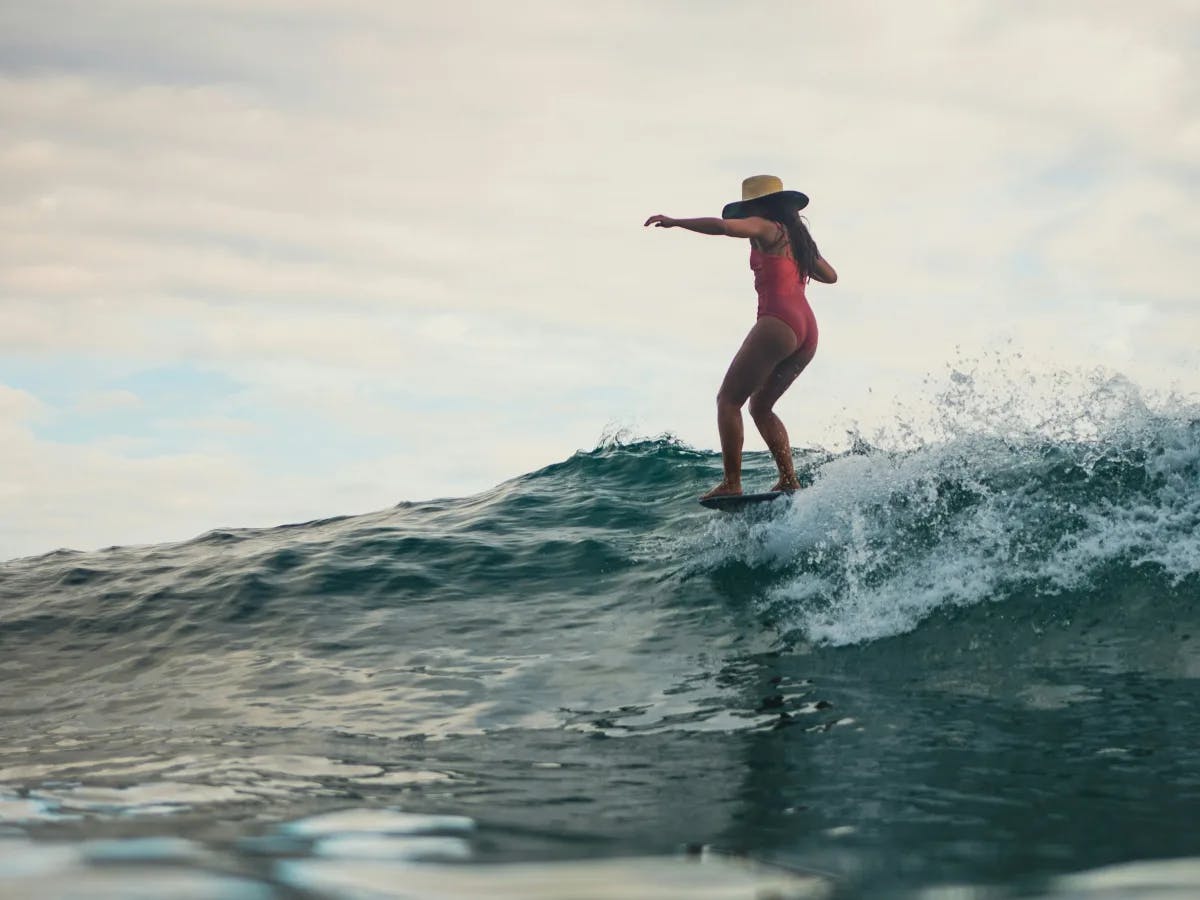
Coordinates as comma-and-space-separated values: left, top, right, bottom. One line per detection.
750, 226, 819, 359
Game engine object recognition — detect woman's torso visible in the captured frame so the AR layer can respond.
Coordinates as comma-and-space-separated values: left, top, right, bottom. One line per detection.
750, 227, 808, 308
749, 224, 817, 348
750, 248, 807, 304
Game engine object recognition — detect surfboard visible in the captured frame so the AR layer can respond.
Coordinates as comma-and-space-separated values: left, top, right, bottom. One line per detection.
698, 491, 789, 511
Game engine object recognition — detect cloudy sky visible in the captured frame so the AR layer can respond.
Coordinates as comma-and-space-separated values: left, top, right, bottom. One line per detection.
2, 0, 1197, 559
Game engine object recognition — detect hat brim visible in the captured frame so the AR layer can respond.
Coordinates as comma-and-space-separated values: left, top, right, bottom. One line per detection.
722, 190, 809, 219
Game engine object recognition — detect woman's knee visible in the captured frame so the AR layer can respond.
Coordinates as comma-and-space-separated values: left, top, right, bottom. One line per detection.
716, 389, 746, 411
748, 393, 775, 421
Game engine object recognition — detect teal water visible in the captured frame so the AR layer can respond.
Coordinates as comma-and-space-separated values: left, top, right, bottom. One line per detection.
2, 373, 1199, 898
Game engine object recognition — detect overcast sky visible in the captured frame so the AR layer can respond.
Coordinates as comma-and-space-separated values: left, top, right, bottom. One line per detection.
2, 0, 1197, 559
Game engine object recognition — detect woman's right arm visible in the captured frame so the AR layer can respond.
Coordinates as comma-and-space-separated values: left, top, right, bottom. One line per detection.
810, 256, 838, 284
644, 215, 776, 240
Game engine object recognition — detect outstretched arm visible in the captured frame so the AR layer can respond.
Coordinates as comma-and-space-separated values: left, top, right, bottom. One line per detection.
644, 215, 777, 241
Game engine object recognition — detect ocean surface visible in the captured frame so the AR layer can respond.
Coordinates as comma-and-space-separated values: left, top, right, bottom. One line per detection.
2, 370, 1200, 899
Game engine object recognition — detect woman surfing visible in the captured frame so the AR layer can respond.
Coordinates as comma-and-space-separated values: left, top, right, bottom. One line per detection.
644, 175, 838, 501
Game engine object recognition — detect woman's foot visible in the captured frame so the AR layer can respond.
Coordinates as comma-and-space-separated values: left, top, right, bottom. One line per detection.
770, 477, 802, 493
701, 480, 742, 500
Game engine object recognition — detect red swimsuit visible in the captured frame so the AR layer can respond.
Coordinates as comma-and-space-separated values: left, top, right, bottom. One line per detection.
750, 244, 818, 362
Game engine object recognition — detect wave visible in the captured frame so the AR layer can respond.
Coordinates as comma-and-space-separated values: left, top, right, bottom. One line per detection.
2, 367, 1198, 660
687, 367, 1200, 646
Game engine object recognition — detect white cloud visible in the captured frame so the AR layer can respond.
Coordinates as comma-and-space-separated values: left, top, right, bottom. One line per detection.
0, 384, 43, 422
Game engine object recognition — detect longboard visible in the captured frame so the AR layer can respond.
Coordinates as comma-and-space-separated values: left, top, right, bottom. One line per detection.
698, 491, 789, 511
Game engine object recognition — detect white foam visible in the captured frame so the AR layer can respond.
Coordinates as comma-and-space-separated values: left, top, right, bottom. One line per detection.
689, 365, 1200, 646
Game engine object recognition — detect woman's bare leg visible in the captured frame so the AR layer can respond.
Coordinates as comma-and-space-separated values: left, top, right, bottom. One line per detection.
749, 344, 817, 491
703, 318, 798, 498
714, 394, 745, 492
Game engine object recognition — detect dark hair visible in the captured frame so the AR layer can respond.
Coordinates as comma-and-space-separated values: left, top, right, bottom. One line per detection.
753, 197, 821, 280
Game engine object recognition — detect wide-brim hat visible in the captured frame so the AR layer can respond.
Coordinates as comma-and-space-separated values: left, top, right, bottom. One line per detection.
722, 174, 809, 219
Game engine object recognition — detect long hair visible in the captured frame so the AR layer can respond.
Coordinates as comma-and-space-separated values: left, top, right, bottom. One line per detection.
757, 198, 820, 281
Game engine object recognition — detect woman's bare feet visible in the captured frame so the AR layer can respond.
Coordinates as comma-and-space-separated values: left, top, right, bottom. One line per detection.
701, 480, 742, 500
770, 477, 802, 493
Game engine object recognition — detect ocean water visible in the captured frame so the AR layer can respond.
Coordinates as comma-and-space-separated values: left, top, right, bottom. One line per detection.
2, 370, 1200, 899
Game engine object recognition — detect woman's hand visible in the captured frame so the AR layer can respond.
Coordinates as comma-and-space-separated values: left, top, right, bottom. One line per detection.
643, 214, 678, 228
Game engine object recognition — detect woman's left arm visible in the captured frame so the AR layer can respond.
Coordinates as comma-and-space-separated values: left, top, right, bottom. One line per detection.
809, 256, 838, 284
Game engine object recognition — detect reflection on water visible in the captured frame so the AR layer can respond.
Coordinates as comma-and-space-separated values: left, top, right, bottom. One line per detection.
3, 651, 1199, 898
0, 810, 833, 900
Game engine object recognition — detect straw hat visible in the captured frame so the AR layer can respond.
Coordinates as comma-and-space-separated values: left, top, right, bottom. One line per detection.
721, 175, 809, 219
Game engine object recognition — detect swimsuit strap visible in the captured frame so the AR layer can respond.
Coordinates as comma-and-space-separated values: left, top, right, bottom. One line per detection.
752, 222, 792, 257
767, 222, 807, 283
774, 221, 791, 258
